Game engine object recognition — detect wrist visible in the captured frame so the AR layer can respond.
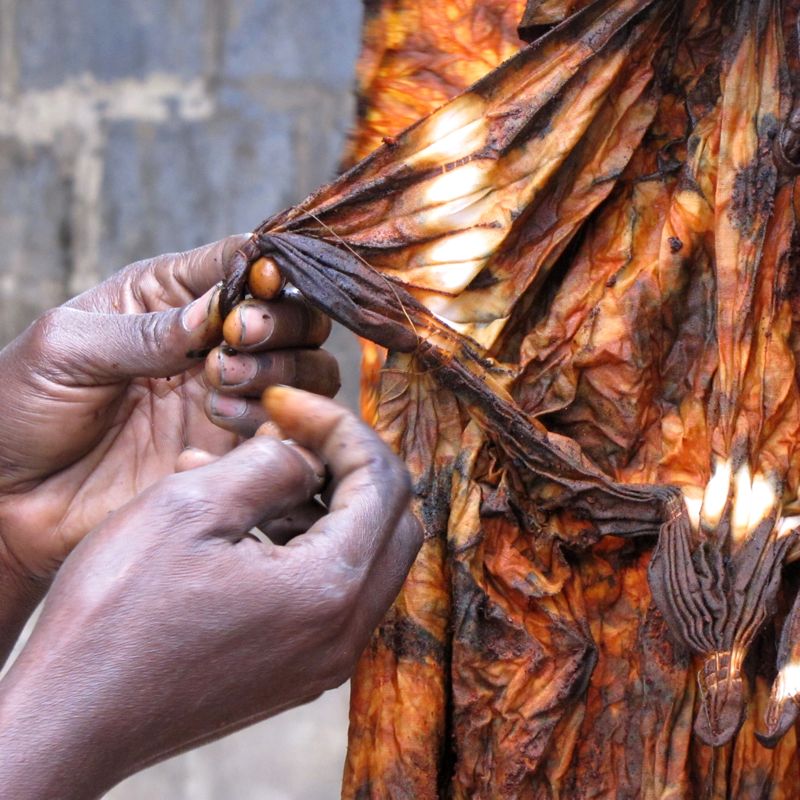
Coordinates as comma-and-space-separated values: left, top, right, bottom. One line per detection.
0, 638, 124, 799
0, 525, 47, 666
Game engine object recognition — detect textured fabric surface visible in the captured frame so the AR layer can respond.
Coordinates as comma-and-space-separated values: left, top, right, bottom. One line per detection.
224, 1, 800, 796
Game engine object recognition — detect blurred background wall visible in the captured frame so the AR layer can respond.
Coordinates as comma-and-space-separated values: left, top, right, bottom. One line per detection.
0, 1, 366, 796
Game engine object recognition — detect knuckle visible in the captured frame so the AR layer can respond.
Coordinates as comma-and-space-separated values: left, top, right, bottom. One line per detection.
321, 570, 363, 620
371, 449, 412, 501
139, 310, 174, 356
27, 307, 70, 357
249, 433, 288, 465
150, 473, 215, 528
323, 352, 342, 395
311, 554, 367, 622
22, 307, 83, 379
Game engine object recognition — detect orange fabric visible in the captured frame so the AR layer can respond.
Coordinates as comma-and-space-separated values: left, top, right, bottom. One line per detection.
334, 2, 800, 797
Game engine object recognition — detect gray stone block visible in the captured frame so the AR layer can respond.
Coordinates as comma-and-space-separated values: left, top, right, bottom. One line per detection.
225, 0, 362, 89
0, 3, 367, 796
99, 90, 296, 273
0, 138, 70, 343
16, 0, 210, 89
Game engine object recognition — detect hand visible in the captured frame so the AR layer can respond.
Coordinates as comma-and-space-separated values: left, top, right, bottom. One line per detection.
0, 388, 421, 800
203, 288, 340, 438
0, 238, 338, 644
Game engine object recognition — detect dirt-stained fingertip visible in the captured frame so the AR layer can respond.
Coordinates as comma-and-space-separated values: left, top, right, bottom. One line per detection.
248, 256, 285, 300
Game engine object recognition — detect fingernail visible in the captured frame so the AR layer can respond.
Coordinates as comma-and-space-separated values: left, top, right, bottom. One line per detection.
183, 283, 222, 332
210, 393, 248, 419
219, 351, 259, 387
237, 305, 274, 346
262, 384, 299, 415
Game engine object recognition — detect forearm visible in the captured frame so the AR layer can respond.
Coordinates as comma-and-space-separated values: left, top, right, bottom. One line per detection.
0, 661, 111, 800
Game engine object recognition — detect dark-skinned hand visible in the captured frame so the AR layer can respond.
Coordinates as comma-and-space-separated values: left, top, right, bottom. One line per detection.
0, 388, 421, 800
0, 238, 338, 655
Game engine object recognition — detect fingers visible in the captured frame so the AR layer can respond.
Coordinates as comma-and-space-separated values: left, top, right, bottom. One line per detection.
222, 292, 331, 352
205, 393, 267, 438
248, 256, 285, 300
263, 387, 416, 570
159, 434, 325, 540
158, 235, 250, 298
20, 285, 226, 384
205, 290, 338, 436
256, 387, 422, 678
175, 442, 326, 546
205, 347, 340, 398
177, 425, 324, 491
352, 509, 423, 631
259, 500, 328, 545
67, 235, 249, 314
175, 447, 219, 473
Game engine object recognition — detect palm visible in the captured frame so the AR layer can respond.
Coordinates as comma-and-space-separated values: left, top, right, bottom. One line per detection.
3, 369, 235, 583
0, 238, 242, 578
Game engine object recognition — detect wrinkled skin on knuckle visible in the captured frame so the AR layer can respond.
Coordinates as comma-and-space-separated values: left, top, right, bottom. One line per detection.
146, 474, 220, 536
137, 309, 180, 361
317, 556, 365, 622
126, 261, 166, 304
23, 307, 75, 373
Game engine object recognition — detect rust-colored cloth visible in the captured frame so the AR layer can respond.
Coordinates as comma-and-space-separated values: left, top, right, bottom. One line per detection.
339, 2, 800, 797
223, 1, 800, 796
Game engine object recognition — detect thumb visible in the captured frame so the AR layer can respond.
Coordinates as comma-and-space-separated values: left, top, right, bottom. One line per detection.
38, 283, 225, 383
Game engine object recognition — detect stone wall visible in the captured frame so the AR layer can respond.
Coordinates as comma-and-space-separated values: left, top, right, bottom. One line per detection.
0, 0, 365, 796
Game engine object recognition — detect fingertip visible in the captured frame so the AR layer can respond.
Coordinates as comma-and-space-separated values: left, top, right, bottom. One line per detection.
223, 294, 332, 352
206, 391, 268, 437
206, 390, 246, 422
248, 256, 285, 299
262, 386, 351, 454
220, 233, 254, 275
256, 421, 285, 439
175, 447, 219, 473
262, 384, 306, 419
180, 283, 224, 347
204, 346, 223, 388
222, 306, 242, 347
223, 301, 276, 350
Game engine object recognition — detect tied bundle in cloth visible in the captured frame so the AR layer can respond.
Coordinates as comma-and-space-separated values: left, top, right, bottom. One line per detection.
223, 1, 800, 796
